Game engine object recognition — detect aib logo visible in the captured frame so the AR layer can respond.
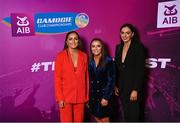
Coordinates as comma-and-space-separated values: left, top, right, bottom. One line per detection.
157, 1, 180, 28
11, 13, 35, 36
163, 5, 177, 24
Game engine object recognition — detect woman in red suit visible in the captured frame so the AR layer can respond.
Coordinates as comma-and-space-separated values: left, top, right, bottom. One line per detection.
54, 31, 89, 122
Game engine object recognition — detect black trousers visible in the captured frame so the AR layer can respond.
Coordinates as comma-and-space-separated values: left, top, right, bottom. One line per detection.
121, 93, 140, 122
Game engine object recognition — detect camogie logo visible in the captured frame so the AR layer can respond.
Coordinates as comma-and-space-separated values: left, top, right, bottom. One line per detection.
3, 12, 89, 36
35, 12, 89, 34
75, 13, 89, 28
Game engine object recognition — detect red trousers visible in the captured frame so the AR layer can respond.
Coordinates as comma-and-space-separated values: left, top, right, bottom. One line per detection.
60, 103, 84, 122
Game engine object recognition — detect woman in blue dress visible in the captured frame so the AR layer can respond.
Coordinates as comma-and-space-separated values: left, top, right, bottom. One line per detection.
88, 38, 116, 122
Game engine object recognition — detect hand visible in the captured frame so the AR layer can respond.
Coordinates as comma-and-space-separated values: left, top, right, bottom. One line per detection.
86, 102, 89, 108
130, 90, 138, 101
114, 86, 120, 96
59, 100, 65, 108
101, 98, 108, 107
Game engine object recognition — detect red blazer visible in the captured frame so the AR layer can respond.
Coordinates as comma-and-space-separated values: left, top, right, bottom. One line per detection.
54, 49, 89, 103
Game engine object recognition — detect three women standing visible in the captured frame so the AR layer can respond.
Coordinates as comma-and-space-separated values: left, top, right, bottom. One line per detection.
54, 23, 145, 122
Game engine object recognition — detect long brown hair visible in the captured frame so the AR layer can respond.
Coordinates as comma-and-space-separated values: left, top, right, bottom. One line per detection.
63, 31, 83, 50
89, 38, 107, 68
120, 23, 140, 44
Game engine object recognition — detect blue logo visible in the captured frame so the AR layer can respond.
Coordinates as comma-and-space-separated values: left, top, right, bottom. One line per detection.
35, 12, 89, 34
2, 12, 89, 35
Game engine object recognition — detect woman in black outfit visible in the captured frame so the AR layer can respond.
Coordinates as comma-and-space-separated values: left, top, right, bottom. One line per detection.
115, 24, 145, 121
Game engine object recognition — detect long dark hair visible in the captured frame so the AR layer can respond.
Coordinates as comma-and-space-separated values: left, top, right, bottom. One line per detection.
63, 31, 82, 50
120, 23, 140, 44
89, 38, 107, 68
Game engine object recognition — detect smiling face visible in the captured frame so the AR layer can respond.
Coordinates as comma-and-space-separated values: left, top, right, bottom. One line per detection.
120, 26, 134, 44
66, 32, 79, 49
91, 40, 103, 56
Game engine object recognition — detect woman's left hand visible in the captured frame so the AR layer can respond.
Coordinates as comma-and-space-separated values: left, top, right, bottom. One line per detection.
130, 90, 138, 101
101, 98, 108, 106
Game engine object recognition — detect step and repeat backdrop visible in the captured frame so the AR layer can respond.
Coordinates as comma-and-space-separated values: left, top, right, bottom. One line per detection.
0, 0, 179, 122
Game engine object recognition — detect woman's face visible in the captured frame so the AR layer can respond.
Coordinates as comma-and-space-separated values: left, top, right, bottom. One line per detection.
91, 40, 102, 56
66, 33, 79, 49
120, 26, 134, 43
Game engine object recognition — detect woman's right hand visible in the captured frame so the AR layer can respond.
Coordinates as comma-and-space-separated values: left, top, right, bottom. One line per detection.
86, 102, 90, 108
114, 86, 120, 96
59, 100, 65, 108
